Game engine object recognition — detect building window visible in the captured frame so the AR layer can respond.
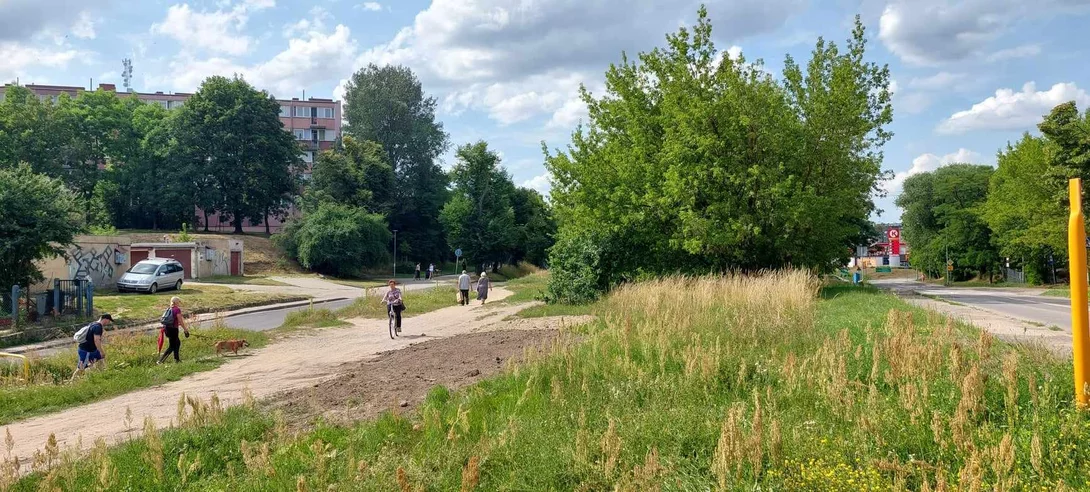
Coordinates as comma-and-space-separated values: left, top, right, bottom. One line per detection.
301, 151, 313, 163
168, 100, 183, 110
293, 129, 306, 140
280, 105, 290, 117
317, 107, 334, 119
294, 106, 310, 117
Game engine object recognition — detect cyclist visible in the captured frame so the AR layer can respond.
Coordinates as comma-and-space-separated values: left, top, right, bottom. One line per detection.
381, 279, 404, 333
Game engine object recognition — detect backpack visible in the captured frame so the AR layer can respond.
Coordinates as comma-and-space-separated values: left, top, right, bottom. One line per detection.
160, 307, 176, 329
73, 323, 93, 344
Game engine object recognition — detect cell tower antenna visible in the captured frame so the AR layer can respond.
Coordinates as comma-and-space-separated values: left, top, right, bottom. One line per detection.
122, 58, 133, 92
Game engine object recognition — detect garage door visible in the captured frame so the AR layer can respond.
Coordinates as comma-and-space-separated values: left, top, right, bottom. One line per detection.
156, 249, 193, 279
230, 251, 241, 276
130, 250, 150, 265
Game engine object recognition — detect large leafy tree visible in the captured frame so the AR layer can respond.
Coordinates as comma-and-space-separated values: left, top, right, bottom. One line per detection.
172, 76, 303, 233
0, 165, 84, 288
305, 136, 395, 214
897, 164, 1000, 281
275, 202, 391, 277
545, 8, 891, 299
342, 64, 450, 261
510, 188, 556, 266
53, 89, 134, 218
440, 142, 517, 270
0, 86, 65, 177
981, 134, 1065, 283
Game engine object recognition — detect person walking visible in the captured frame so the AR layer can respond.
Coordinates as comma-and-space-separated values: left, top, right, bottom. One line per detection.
458, 270, 471, 306
427, 263, 435, 280
157, 297, 190, 364
476, 272, 492, 305
414, 263, 421, 281
72, 314, 112, 379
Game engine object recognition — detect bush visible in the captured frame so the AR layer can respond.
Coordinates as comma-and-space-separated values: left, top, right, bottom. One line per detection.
545, 233, 607, 304
275, 203, 391, 277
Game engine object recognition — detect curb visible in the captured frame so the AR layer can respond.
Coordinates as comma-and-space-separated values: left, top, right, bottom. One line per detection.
2, 297, 354, 356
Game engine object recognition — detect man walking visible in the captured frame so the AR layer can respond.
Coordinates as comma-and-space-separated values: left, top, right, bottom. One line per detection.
458, 270, 471, 306
414, 263, 421, 281
73, 313, 113, 379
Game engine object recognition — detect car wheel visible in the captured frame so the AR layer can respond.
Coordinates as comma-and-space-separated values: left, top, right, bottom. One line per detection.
149, 283, 158, 294
175, 280, 183, 291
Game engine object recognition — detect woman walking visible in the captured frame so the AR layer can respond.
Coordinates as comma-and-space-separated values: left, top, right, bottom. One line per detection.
476, 272, 492, 305
158, 297, 190, 364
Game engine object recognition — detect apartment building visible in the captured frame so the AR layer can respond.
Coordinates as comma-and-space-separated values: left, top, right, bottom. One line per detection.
0, 82, 341, 232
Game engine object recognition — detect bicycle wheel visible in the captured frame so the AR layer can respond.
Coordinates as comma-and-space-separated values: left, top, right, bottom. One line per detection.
389, 311, 396, 339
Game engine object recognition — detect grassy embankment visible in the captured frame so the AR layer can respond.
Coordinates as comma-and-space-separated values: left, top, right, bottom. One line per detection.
13, 272, 1090, 490
95, 285, 306, 326
0, 323, 266, 426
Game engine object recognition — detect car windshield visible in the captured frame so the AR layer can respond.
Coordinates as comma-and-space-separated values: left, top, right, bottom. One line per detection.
128, 263, 160, 275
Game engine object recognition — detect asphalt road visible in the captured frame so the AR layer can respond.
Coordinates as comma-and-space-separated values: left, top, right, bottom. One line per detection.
872, 279, 1071, 328
221, 298, 357, 331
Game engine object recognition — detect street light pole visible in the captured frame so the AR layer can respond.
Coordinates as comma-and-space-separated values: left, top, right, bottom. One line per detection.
393, 230, 398, 279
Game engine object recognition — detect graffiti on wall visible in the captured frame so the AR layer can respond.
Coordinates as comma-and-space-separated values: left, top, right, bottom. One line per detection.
67, 244, 125, 286
207, 248, 231, 276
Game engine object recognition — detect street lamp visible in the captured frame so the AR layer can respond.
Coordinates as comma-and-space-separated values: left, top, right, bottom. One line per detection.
393, 230, 398, 279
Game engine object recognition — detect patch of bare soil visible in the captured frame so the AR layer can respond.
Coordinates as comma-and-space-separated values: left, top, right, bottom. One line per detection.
267, 329, 559, 426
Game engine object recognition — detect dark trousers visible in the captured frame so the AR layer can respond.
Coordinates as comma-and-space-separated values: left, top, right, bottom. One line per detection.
414, 270, 421, 280
460, 289, 470, 305
388, 305, 403, 328
160, 331, 181, 362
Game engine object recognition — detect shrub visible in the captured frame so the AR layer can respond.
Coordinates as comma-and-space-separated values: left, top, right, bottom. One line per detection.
545, 233, 607, 304
276, 203, 391, 277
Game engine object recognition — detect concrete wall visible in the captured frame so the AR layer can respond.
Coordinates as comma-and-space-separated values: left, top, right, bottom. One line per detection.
133, 238, 243, 279
33, 235, 132, 290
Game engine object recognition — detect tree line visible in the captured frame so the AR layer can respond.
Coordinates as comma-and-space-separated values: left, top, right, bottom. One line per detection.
1, 65, 555, 288
897, 101, 1090, 284
544, 8, 892, 302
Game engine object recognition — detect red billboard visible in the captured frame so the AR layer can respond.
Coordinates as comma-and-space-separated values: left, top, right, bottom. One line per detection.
887, 228, 901, 255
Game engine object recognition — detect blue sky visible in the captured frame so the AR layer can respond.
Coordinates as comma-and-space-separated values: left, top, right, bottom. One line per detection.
3, 0, 1089, 222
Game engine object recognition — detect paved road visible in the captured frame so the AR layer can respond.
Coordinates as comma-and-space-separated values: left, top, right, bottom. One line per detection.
221, 298, 357, 331
871, 279, 1070, 328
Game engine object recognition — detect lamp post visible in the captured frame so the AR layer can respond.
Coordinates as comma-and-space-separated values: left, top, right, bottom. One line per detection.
392, 230, 398, 279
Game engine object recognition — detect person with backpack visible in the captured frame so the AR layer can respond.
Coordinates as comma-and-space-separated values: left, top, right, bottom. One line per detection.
72, 314, 113, 379
157, 297, 190, 364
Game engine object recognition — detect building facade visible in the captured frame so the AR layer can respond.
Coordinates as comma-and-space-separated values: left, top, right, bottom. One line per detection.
0, 82, 341, 232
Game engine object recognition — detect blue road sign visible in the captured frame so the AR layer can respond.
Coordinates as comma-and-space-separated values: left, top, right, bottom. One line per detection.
455, 248, 463, 257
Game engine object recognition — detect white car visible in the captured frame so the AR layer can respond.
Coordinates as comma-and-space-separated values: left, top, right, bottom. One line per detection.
117, 259, 185, 294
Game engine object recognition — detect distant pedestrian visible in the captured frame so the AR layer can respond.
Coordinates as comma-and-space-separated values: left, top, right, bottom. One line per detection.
414, 263, 421, 281
158, 297, 190, 364
458, 270, 471, 306
476, 272, 492, 305
427, 263, 435, 280
72, 314, 113, 379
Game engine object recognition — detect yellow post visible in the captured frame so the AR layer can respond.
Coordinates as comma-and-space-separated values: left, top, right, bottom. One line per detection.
1068, 178, 1090, 408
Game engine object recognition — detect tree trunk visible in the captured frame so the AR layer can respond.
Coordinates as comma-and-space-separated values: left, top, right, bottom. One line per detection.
233, 211, 244, 234
203, 210, 210, 232
264, 208, 271, 236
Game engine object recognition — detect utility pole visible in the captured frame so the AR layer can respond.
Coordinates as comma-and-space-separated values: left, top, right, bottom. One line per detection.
392, 230, 398, 279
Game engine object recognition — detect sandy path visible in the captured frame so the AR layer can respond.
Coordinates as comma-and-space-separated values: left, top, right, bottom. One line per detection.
3, 288, 522, 469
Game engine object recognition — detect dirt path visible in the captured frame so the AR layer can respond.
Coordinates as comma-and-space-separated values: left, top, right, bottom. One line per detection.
1, 287, 574, 469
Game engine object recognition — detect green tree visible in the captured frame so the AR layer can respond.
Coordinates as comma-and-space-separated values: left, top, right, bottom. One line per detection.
896, 164, 999, 281
510, 188, 556, 266
305, 136, 394, 214
173, 76, 303, 233
439, 142, 517, 270
53, 89, 134, 219
0, 86, 65, 177
0, 165, 83, 288
545, 8, 891, 298
1040, 102, 1090, 194
981, 134, 1065, 283
342, 64, 450, 261
276, 202, 391, 277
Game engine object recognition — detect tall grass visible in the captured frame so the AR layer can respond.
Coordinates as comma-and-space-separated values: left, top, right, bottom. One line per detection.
14, 271, 1090, 490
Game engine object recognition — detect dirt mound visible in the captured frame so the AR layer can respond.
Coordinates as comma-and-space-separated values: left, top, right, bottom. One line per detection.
267, 329, 559, 427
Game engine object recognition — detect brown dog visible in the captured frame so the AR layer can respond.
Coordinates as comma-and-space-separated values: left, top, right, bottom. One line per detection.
214, 339, 250, 356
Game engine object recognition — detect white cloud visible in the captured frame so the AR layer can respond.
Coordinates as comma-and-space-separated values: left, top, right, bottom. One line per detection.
909, 72, 966, 91
283, 7, 332, 38
71, 11, 97, 39
0, 0, 111, 42
353, 0, 801, 125
884, 148, 983, 195
896, 92, 933, 115
0, 42, 85, 82
878, 0, 1084, 65
521, 173, 552, 195
361, 2, 383, 11
986, 44, 1042, 62
148, 25, 356, 97
150, 1, 275, 56
937, 82, 1090, 134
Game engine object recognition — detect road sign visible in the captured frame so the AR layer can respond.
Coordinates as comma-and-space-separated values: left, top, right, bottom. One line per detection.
947, 265, 954, 271
947, 259, 953, 266
455, 248, 463, 257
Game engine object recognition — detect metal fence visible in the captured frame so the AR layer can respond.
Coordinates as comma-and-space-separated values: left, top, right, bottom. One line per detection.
53, 279, 93, 316
1004, 267, 1027, 284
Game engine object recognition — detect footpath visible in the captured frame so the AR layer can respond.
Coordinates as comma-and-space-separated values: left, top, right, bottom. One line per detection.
4, 288, 521, 473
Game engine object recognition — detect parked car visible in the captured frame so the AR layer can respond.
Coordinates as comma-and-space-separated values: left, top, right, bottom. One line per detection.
117, 259, 185, 294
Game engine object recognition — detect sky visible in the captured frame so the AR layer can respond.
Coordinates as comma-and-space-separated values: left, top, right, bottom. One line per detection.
2, 0, 1090, 222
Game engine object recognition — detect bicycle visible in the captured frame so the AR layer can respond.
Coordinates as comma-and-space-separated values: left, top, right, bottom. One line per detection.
387, 303, 402, 339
